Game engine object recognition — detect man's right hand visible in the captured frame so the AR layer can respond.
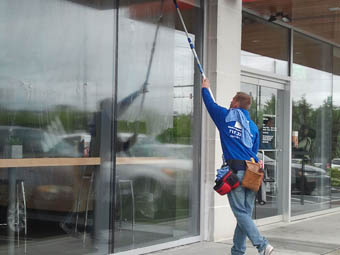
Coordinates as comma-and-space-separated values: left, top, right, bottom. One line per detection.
202, 78, 210, 88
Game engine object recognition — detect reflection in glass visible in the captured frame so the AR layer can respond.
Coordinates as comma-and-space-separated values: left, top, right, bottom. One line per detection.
241, 83, 280, 219
291, 32, 332, 216
241, 12, 289, 75
331, 47, 340, 208
114, 0, 201, 252
0, 0, 114, 254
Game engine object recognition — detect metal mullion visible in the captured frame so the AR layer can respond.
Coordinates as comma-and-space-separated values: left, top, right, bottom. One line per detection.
110, 0, 119, 253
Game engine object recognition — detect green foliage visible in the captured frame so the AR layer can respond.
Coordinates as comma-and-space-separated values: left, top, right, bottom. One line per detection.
332, 107, 340, 158
248, 94, 258, 122
291, 96, 334, 162
248, 93, 276, 126
117, 120, 146, 134
329, 168, 340, 187
156, 114, 192, 144
0, 107, 90, 132
263, 94, 276, 115
8, 136, 22, 145
292, 96, 313, 131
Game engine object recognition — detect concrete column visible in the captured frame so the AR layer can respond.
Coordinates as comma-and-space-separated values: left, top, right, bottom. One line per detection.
202, 0, 242, 241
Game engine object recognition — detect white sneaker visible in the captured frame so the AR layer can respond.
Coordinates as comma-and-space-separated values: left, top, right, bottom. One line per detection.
259, 244, 274, 255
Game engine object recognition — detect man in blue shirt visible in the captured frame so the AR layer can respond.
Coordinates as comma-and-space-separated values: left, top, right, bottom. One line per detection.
202, 78, 274, 255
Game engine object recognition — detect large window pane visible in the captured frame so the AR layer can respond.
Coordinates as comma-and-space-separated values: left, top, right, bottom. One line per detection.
331, 47, 340, 208
114, 0, 201, 252
0, 0, 114, 254
291, 32, 332, 216
241, 12, 290, 76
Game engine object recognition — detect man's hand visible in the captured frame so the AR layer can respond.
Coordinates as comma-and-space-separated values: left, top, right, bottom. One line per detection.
202, 78, 210, 88
259, 160, 263, 169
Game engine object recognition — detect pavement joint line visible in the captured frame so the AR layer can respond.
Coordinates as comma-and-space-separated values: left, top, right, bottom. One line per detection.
321, 247, 340, 255
290, 210, 340, 224
220, 238, 340, 250
267, 237, 340, 249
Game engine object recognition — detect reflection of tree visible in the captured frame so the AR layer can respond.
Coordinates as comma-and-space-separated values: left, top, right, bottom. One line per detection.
292, 96, 313, 131
248, 94, 257, 123
263, 95, 276, 115
156, 114, 192, 144
117, 120, 146, 134
249, 93, 276, 127
292, 96, 333, 164
332, 105, 340, 158
0, 105, 90, 132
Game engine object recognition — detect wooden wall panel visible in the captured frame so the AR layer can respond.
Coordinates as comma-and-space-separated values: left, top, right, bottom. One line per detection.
243, 0, 340, 45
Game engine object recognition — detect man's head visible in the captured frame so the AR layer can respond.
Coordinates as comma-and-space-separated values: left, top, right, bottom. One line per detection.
230, 92, 251, 110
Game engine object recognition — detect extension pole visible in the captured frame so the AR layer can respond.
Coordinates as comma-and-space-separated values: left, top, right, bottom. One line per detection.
173, 0, 206, 79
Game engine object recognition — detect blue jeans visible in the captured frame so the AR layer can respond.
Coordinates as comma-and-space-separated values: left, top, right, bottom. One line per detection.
227, 170, 268, 255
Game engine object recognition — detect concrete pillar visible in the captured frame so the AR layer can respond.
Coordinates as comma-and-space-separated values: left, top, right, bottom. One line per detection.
202, 0, 242, 241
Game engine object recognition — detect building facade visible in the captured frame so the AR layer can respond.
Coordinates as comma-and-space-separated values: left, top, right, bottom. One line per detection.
0, 0, 340, 254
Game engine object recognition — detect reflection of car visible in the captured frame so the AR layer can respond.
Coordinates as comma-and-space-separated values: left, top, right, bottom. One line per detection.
0, 127, 193, 227
331, 158, 340, 169
0, 126, 90, 232
258, 152, 331, 195
0, 126, 82, 158
115, 134, 193, 220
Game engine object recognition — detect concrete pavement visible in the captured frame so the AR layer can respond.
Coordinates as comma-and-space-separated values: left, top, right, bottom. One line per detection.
149, 212, 340, 255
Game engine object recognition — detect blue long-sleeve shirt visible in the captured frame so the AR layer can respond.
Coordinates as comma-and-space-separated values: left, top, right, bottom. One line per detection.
202, 87, 259, 162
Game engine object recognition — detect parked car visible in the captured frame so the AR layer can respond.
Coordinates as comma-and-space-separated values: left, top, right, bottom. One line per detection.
331, 158, 340, 169
258, 152, 331, 195
0, 126, 194, 233
0, 126, 85, 232
115, 134, 193, 220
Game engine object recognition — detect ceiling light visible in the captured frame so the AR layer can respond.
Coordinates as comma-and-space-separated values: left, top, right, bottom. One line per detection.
281, 15, 291, 23
329, 7, 340, 11
268, 12, 291, 23
268, 15, 277, 22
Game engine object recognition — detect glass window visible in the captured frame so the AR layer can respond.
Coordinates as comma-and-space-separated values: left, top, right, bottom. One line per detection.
0, 0, 115, 254
114, 0, 201, 252
291, 32, 332, 216
241, 83, 283, 220
331, 47, 340, 208
241, 12, 290, 76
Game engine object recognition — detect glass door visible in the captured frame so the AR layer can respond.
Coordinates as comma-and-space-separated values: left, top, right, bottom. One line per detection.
241, 78, 285, 220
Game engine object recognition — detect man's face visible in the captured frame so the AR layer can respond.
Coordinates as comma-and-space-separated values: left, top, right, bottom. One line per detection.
230, 97, 240, 108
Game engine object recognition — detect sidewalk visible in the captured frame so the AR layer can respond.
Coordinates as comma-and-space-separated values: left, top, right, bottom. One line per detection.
149, 212, 340, 255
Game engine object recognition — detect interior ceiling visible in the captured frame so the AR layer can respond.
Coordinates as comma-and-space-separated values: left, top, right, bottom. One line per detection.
243, 0, 340, 46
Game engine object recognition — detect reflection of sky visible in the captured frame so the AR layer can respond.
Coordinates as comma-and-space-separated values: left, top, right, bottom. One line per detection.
0, 0, 114, 112
117, 8, 174, 125
333, 75, 340, 107
241, 51, 288, 76
241, 83, 276, 107
0, 1, 194, 121
293, 64, 332, 108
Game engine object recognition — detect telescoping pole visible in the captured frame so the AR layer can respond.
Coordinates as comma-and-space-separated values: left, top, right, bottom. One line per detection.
173, 0, 206, 79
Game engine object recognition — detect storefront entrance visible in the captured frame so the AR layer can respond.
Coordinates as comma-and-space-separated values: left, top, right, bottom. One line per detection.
241, 73, 289, 221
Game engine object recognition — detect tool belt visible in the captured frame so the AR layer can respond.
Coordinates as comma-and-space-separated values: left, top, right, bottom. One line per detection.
213, 162, 240, 195
227, 159, 246, 173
